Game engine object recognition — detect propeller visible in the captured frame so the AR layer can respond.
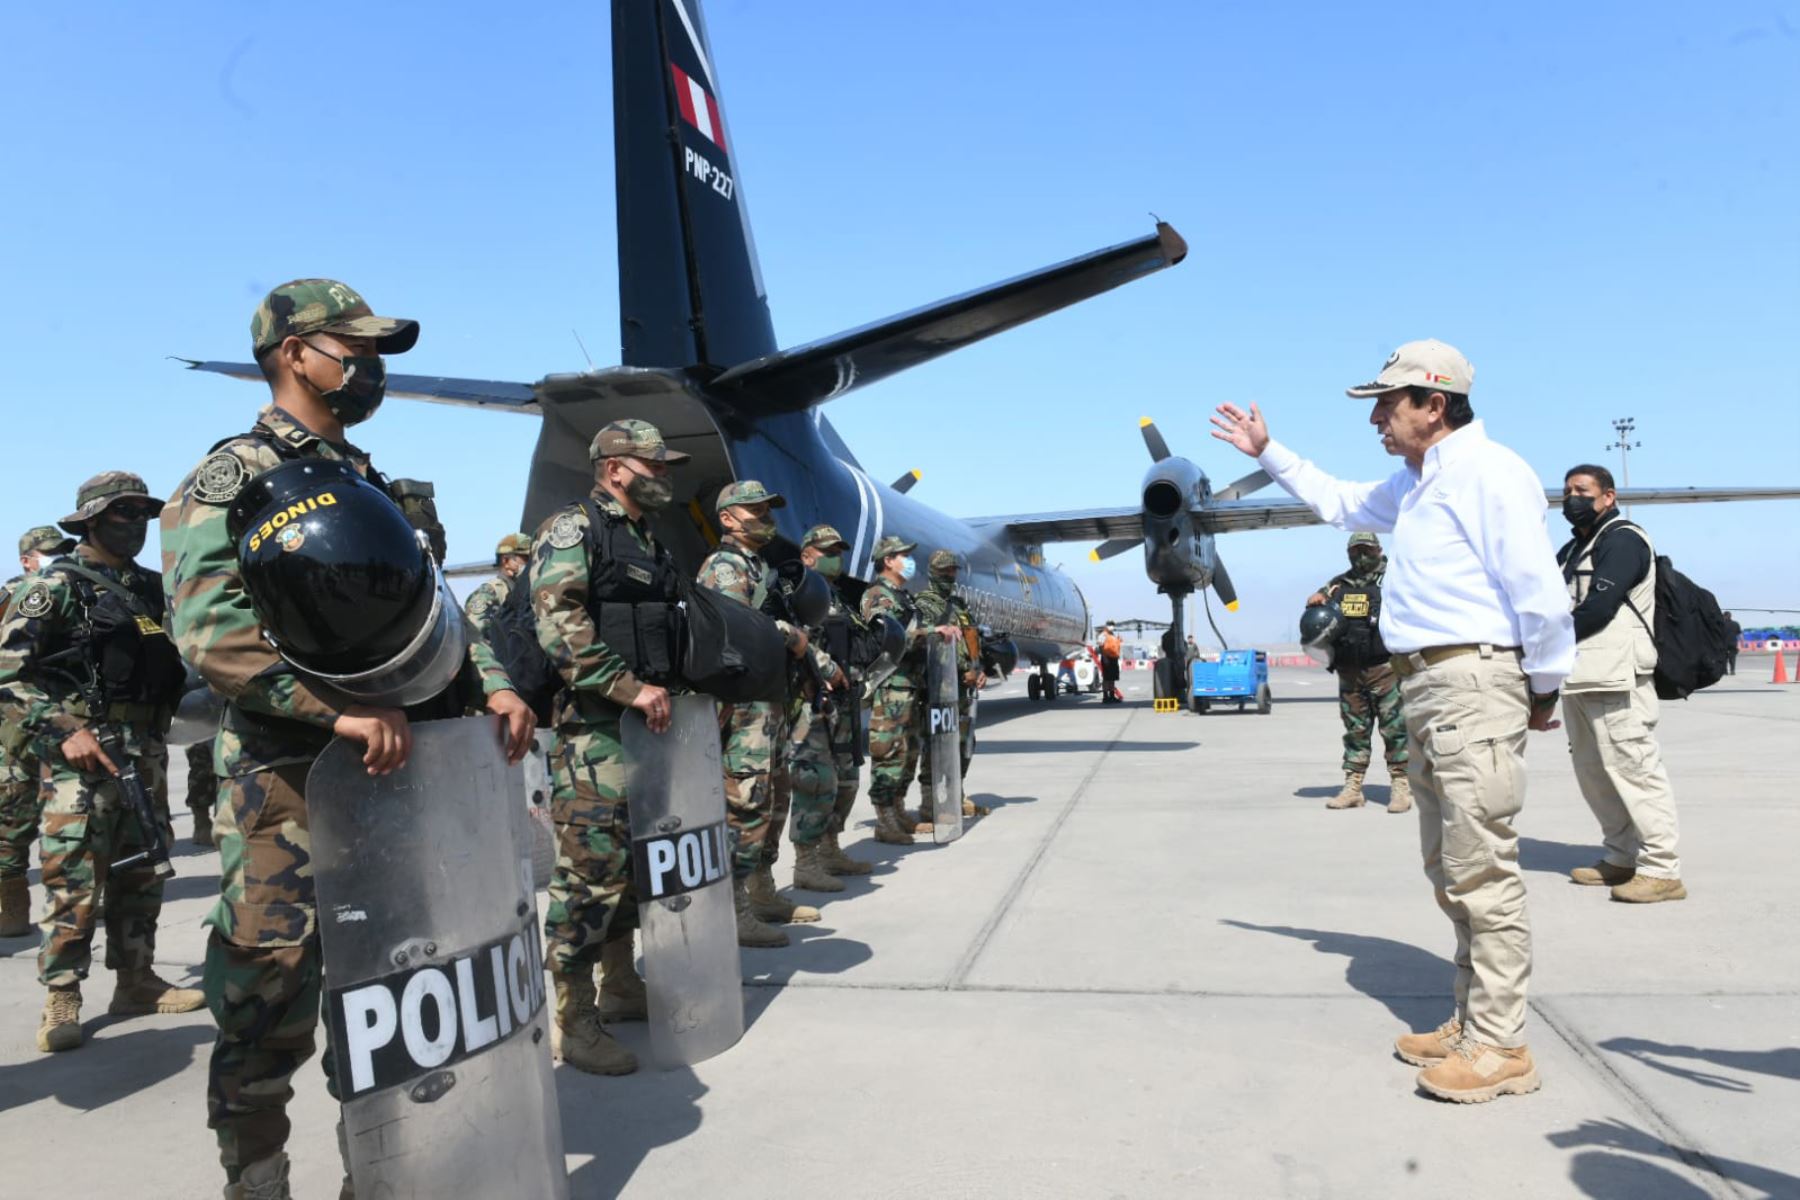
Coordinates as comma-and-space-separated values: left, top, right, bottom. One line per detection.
1211, 560, 1240, 612
1215, 469, 1271, 501
891, 469, 922, 495
1139, 416, 1172, 462
1089, 538, 1137, 562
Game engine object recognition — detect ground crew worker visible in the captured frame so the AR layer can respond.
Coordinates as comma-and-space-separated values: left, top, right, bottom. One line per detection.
531, 420, 688, 1076
1214, 338, 1574, 1104
1099, 623, 1123, 703
185, 737, 218, 847
861, 537, 957, 842
1556, 465, 1686, 903
1, 525, 75, 938
1722, 611, 1741, 675
802, 524, 876, 877
464, 531, 533, 640
161, 279, 532, 1199
697, 481, 822, 944
1309, 533, 1411, 813
0, 473, 201, 1052
913, 549, 986, 823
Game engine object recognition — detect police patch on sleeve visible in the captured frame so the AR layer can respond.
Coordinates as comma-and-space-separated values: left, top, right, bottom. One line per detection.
194, 452, 251, 504
546, 512, 584, 550
16, 584, 52, 619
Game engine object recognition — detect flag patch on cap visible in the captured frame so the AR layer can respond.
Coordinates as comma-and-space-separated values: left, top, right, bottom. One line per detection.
671, 64, 726, 150
1427, 373, 1454, 385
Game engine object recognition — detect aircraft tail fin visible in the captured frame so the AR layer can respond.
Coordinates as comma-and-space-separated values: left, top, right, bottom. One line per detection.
614, 0, 777, 371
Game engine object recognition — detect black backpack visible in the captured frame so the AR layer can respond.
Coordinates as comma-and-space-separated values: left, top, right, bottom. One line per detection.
681, 571, 789, 705
1616, 531, 1731, 700
485, 575, 562, 723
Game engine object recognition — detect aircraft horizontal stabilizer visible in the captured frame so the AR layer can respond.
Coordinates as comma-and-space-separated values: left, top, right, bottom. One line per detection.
707, 223, 1188, 414
177, 359, 540, 413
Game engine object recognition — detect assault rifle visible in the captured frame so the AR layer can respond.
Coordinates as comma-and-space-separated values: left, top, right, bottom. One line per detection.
78, 669, 175, 880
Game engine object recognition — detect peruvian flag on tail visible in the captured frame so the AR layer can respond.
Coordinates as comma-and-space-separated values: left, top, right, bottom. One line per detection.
671, 64, 726, 151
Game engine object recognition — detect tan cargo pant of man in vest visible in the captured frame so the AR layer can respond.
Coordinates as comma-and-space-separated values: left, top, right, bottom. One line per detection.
1399, 649, 1533, 1055
1563, 676, 1681, 880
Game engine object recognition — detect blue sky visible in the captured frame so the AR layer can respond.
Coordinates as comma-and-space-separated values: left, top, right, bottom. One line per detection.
2, 1, 1795, 642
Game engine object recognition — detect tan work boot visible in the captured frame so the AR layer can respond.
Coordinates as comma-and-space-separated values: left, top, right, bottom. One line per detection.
0, 874, 30, 938
597, 935, 648, 1022
224, 1152, 292, 1200
820, 829, 873, 876
962, 797, 988, 818
1611, 875, 1687, 904
748, 864, 820, 923
912, 801, 935, 835
791, 842, 847, 893
192, 807, 215, 848
1386, 774, 1413, 814
1326, 771, 1366, 809
1571, 860, 1635, 887
36, 984, 83, 1053
735, 875, 790, 948
872, 803, 915, 845
551, 976, 637, 1075
109, 966, 206, 1015
1417, 1037, 1540, 1103
1394, 1017, 1462, 1067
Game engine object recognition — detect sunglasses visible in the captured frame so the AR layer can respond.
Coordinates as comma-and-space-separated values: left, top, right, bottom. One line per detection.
104, 503, 158, 522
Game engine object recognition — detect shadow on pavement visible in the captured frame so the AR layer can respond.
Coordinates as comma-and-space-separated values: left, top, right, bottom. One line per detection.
1219, 919, 1452, 1028
1548, 1118, 1800, 1200
739, 922, 873, 1000
1519, 837, 1603, 878
557, 1051, 706, 1199
1597, 1037, 1800, 1091
978, 740, 1197, 755
0, 1020, 213, 1114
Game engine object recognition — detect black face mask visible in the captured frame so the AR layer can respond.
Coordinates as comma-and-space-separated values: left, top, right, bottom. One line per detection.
305, 341, 387, 426
92, 518, 148, 560
1562, 495, 1599, 528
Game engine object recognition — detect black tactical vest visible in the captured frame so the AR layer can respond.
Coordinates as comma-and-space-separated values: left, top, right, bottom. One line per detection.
1333, 571, 1388, 668
51, 561, 187, 710
579, 499, 684, 684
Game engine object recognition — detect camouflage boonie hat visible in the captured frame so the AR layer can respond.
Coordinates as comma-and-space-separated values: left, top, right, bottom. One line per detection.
715, 480, 784, 513
1347, 532, 1382, 551
495, 532, 533, 560
19, 525, 75, 557
589, 418, 691, 463
251, 279, 419, 357
802, 524, 849, 551
871, 534, 915, 560
59, 471, 164, 533
928, 549, 962, 577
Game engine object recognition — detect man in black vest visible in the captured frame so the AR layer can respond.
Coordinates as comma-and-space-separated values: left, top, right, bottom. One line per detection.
1308, 533, 1411, 812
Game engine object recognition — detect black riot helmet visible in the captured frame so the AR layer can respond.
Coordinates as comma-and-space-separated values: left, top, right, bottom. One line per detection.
1298, 601, 1344, 669
227, 458, 465, 706
862, 612, 907, 690
774, 560, 831, 628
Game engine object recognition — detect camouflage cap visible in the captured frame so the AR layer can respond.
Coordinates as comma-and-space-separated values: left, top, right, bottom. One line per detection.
589, 418, 691, 464
715, 480, 785, 513
802, 523, 849, 551
59, 471, 164, 533
871, 534, 916, 560
18, 525, 75, 557
495, 532, 533, 560
1347, 532, 1382, 551
927, 548, 962, 577
251, 279, 420, 357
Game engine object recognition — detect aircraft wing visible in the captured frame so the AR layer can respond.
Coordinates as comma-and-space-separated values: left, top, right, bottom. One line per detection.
178, 359, 540, 412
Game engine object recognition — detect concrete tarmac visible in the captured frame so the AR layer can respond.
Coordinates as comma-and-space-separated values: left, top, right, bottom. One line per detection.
1, 663, 1795, 1198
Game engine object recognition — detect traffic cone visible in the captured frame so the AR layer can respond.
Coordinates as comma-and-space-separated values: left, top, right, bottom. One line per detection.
1775, 650, 1790, 685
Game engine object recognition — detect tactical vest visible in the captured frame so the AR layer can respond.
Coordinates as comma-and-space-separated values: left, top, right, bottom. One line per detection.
1563, 518, 1657, 693
1332, 571, 1389, 668
47, 560, 187, 713
579, 499, 684, 684
870, 580, 925, 679
216, 424, 420, 532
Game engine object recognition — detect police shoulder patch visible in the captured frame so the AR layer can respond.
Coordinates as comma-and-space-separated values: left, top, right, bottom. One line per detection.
546, 511, 585, 550
194, 451, 252, 505
16, 583, 53, 619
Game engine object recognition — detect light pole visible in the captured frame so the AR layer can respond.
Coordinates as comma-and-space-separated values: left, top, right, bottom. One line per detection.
1607, 417, 1640, 517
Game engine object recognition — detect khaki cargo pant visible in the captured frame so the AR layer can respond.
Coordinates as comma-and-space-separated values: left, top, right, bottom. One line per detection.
1398, 648, 1532, 1049
1563, 677, 1681, 879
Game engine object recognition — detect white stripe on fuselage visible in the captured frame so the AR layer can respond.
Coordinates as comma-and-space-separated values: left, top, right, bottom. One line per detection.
669, 0, 717, 91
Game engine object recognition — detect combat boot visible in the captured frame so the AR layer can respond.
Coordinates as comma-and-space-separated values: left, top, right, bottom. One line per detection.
1326, 771, 1366, 809
748, 864, 820, 923
1570, 860, 1635, 887
1394, 1017, 1462, 1066
1386, 774, 1413, 814
223, 1152, 291, 1200
109, 966, 205, 1015
551, 976, 637, 1075
0, 874, 30, 938
791, 842, 847, 893
873, 803, 915, 845
821, 829, 873, 875
735, 876, 789, 948
962, 797, 988, 819
192, 807, 215, 848
1417, 1036, 1539, 1103
36, 984, 82, 1053
1611, 875, 1687, 904
597, 935, 648, 1022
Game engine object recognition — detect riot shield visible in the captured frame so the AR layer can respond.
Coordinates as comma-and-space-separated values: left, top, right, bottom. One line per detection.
927, 637, 965, 844
308, 716, 568, 1200
624, 694, 744, 1068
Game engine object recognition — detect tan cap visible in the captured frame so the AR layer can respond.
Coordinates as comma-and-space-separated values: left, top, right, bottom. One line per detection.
1345, 339, 1474, 398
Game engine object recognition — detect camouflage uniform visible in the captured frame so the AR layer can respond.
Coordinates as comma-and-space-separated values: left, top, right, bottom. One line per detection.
0, 529, 72, 898
913, 550, 981, 805
162, 280, 512, 1178
861, 537, 930, 817
185, 736, 219, 835
463, 531, 532, 642
1317, 539, 1407, 776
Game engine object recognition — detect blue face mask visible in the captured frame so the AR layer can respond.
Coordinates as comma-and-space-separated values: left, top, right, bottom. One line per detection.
899, 556, 917, 581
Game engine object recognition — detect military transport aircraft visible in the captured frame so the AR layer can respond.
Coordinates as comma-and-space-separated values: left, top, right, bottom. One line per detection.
180, 0, 1800, 702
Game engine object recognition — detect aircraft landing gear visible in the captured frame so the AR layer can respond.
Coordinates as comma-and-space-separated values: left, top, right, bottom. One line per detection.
1041, 668, 1057, 702
1027, 673, 1042, 702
